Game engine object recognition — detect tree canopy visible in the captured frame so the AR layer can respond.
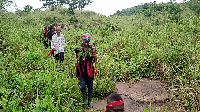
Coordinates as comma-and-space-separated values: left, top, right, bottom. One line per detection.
40, 0, 92, 10
112, 0, 200, 17
0, 0, 13, 10
40, 0, 66, 8
24, 5, 33, 13
68, 0, 92, 10
186, 0, 200, 16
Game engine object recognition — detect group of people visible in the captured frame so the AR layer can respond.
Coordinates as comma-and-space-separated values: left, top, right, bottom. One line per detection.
43, 24, 66, 63
43, 23, 124, 112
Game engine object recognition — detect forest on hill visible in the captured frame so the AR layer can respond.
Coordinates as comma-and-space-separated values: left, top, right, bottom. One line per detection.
112, 0, 200, 17
0, 0, 199, 111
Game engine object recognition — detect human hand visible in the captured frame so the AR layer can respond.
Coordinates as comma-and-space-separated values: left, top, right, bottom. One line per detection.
53, 48, 56, 51
92, 43, 96, 52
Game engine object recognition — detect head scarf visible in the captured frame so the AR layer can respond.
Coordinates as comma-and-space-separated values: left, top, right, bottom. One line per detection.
105, 100, 124, 112
82, 33, 91, 40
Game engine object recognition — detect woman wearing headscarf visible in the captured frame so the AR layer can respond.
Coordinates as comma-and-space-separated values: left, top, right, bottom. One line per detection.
74, 33, 97, 108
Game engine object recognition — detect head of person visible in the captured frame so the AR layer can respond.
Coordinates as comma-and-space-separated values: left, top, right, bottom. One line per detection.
60, 24, 64, 28
48, 26, 50, 31
56, 27, 61, 36
106, 93, 124, 112
44, 24, 47, 29
82, 33, 91, 48
51, 28, 54, 34
50, 25, 54, 30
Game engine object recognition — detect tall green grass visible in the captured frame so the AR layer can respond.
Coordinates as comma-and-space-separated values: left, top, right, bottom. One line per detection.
0, 6, 199, 111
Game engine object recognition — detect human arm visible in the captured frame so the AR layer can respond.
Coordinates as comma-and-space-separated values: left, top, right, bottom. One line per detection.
61, 34, 66, 50
51, 35, 56, 51
92, 43, 97, 74
75, 63, 79, 78
92, 43, 97, 61
92, 43, 96, 53
74, 48, 80, 78
47, 31, 50, 40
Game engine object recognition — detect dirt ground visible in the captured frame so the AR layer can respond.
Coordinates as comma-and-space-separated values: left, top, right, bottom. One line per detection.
86, 78, 176, 112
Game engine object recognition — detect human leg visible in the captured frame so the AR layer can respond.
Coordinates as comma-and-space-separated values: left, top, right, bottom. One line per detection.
86, 76, 94, 107
79, 76, 87, 105
54, 53, 59, 63
60, 52, 64, 63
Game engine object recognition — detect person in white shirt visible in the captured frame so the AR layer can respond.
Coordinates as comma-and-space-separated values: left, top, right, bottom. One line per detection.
51, 27, 66, 63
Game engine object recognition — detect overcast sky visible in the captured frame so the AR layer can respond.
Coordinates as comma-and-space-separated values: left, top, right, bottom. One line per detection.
9, 0, 186, 16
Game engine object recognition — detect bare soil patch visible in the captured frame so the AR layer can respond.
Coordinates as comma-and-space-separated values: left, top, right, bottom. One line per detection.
86, 78, 176, 112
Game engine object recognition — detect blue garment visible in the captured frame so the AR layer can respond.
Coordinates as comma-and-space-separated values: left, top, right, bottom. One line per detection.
79, 75, 94, 93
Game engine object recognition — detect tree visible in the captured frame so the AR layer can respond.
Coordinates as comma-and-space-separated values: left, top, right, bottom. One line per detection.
67, 6, 75, 14
76, 0, 93, 10
40, 0, 67, 8
39, 0, 92, 10
143, 3, 150, 10
15, 9, 24, 16
24, 5, 33, 13
0, 0, 13, 10
170, 0, 176, 3
40, 0, 56, 8
187, 0, 200, 16
15, 5, 33, 16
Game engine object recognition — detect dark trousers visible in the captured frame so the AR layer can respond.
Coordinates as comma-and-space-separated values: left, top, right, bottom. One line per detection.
54, 52, 64, 63
79, 76, 94, 94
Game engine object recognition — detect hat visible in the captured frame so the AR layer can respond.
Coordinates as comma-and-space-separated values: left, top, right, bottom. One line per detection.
82, 33, 91, 40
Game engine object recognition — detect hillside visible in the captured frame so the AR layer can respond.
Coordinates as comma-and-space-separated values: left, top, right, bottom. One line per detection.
0, 3, 200, 111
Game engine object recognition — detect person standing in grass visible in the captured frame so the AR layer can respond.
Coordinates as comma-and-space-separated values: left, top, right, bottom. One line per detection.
74, 33, 97, 108
51, 27, 66, 63
44, 24, 48, 38
74, 22, 78, 29
43, 24, 48, 49
105, 93, 124, 112
68, 23, 71, 30
47, 25, 55, 49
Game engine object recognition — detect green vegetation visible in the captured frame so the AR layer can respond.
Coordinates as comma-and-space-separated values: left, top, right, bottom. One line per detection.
0, 0, 13, 10
40, 0, 92, 10
112, 0, 200, 18
0, 1, 200, 112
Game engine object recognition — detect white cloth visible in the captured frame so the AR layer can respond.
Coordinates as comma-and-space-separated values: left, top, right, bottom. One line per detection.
63, 25, 67, 30
51, 33, 65, 54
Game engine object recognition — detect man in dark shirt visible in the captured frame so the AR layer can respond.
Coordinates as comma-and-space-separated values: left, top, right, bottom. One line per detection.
43, 24, 48, 49
44, 24, 48, 38
47, 25, 55, 49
